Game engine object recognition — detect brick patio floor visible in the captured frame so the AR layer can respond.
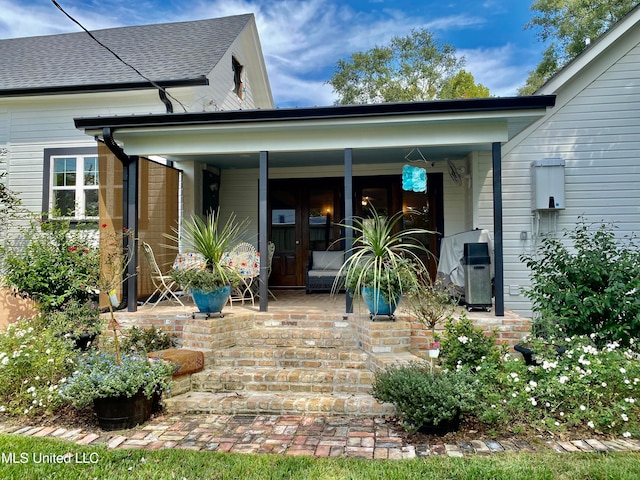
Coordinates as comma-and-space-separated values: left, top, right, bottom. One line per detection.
2, 413, 639, 459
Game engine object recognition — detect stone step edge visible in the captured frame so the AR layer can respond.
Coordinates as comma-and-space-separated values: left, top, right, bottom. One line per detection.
163, 391, 395, 417
212, 346, 369, 360
191, 366, 375, 380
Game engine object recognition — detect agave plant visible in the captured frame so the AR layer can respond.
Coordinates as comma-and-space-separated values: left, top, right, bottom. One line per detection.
332, 206, 434, 313
165, 209, 249, 291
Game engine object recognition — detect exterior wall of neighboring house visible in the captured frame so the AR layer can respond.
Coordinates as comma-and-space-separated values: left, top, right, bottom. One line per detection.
497, 23, 640, 317
215, 159, 471, 247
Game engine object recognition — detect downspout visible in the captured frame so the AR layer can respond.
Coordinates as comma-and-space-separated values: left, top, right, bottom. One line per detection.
103, 127, 139, 313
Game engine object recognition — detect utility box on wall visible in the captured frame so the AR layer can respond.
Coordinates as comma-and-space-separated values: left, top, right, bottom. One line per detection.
531, 158, 565, 211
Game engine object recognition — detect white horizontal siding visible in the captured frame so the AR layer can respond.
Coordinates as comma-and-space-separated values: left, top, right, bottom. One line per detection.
501, 40, 640, 317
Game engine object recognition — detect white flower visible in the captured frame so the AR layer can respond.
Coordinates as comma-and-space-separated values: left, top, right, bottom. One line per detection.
560, 412, 565, 417
45, 349, 51, 355
1, 357, 8, 366
620, 368, 627, 374
26, 386, 35, 393
587, 421, 595, 429
457, 335, 469, 344
621, 414, 629, 422
624, 398, 636, 404
558, 376, 569, 384
580, 405, 587, 411
511, 393, 517, 397
530, 397, 537, 406
601, 382, 607, 388
623, 432, 632, 438
529, 380, 537, 388
554, 421, 560, 426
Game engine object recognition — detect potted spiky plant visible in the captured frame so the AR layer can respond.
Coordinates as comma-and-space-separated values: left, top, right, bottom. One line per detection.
167, 209, 248, 316
332, 207, 434, 320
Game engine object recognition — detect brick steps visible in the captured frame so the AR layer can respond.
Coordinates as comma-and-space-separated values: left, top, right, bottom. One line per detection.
168, 313, 422, 416
235, 327, 357, 348
212, 346, 369, 369
191, 367, 375, 394
163, 391, 395, 417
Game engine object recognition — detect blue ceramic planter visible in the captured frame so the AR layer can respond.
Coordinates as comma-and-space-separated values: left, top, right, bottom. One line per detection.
191, 285, 231, 314
362, 287, 401, 317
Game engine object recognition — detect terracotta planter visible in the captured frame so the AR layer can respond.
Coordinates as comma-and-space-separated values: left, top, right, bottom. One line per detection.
93, 389, 154, 431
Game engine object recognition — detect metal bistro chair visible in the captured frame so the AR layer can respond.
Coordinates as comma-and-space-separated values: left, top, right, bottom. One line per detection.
226, 242, 260, 307
266, 241, 277, 300
141, 241, 184, 308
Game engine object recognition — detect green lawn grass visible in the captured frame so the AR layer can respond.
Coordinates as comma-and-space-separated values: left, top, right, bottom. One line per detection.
1, 434, 639, 480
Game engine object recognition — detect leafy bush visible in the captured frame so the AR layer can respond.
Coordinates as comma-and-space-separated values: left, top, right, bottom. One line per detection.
0, 216, 100, 313
45, 298, 103, 337
521, 218, 640, 347
476, 336, 640, 437
121, 326, 178, 354
59, 353, 175, 408
0, 317, 78, 416
372, 363, 477, 432
438, 314, 505, 370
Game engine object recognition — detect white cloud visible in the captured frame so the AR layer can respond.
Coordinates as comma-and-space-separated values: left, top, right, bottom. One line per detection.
460, 44, 538, 96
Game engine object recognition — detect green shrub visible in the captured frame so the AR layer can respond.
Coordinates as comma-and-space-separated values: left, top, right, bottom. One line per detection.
476, 336, 640, 437
45, 299, 103, 337
438, 314, 505, 370
520, 218, 640, 347
372, 363, 477, 433
0, 317, 78, 416
0, 216, 100, 313
120, 326, 178, 354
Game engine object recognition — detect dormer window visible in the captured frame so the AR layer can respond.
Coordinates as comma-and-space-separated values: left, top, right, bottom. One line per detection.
232, 56, 244, 99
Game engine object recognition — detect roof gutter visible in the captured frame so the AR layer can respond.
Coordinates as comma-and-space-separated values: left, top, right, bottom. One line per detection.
75, 95, 556, 131
0, 77, 208, 98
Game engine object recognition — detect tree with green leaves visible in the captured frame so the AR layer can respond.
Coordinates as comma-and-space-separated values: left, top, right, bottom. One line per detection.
519, 0, 640, 94
327, 29, 490, 104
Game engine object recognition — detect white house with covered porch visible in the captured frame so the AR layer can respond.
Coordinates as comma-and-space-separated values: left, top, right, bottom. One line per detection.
74, 96, 555, 315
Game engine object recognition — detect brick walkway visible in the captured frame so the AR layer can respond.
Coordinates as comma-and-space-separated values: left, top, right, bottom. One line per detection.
2, 413, 639, 459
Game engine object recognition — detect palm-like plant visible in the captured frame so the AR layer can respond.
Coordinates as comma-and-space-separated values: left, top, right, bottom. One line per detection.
165, 209, 248, 291
332, 207, 434, 313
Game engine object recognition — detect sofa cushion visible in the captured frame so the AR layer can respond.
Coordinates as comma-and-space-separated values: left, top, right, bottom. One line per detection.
312, 250, 344, 270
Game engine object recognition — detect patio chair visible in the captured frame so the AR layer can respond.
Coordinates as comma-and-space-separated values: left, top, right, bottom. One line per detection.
226, 242, 260, 307
141, 242, 184, 308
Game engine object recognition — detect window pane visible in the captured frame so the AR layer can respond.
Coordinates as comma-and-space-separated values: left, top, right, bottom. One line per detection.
84, 157, 98, 186
53, 190, 75, 216
53, 158, 76, 186
84, 189, 99, 217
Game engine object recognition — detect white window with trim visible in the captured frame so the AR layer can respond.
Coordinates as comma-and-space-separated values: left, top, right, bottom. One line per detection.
50, 155, 99, 219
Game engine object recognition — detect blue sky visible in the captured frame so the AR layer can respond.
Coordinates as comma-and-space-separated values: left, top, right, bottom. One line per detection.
0, 0, 546, 107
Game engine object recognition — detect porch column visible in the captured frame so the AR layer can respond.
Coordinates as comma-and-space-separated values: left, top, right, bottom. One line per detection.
123, 156, 139, 313
258, 151, 269, 312
492, 142, 504, 316
344, 148, 353, 313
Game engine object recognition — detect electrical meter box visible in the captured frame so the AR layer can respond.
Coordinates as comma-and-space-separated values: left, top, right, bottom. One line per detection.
531, 158, 565, 211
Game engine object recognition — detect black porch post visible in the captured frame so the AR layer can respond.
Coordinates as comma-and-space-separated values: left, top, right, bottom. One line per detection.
492, 142, 504, 316
259, 151, 269, 312
344, 148, 353, 313
123, 156, 139, 313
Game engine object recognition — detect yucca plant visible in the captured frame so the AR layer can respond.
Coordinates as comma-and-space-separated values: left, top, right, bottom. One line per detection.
332, 207, 434, 314
165, 209, 249, 291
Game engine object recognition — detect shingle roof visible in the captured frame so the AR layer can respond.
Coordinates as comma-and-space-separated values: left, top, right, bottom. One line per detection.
0, 14, 253, 94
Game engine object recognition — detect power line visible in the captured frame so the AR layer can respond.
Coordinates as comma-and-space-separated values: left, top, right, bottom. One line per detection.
51, 0, 188, 112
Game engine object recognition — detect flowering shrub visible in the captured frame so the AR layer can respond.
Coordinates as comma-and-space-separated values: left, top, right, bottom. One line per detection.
0, 317, 78, 416
0, 216, 99, 313
438, 313, 505, 370
521, 218, 640, 347
372, 363, 477, 433
59, 353, 175, 408
476, 335, 640, 437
